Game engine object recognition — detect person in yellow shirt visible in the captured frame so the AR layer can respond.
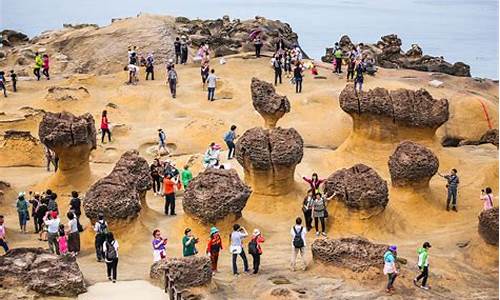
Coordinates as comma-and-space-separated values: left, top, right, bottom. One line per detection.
34, 52, 43, 80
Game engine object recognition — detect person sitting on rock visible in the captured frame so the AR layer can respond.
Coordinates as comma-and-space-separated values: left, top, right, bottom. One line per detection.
438, 169, 459, 212
203, 143, 221, 168
383, 245, 398, 294
0, 215, 8, 253
94, 213, 109, 262
206, 227, 223, 275
152, 229, 167, 262
182, 228, 198, 257
302, 173, 325, 196
480, 187, 495, 211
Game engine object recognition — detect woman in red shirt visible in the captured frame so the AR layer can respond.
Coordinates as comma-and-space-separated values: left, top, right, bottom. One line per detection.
100, 110, 111, 143
42, 54, 50, 80
249, 229, 265, 274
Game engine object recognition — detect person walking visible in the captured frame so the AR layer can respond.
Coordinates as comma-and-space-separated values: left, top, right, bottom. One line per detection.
34, 52, 43, 80
206, 227, 223, 275
163, 174, 181, 215
181, 165, 193, 189
103, 232, 119, 283
158, 128, 167, 153
167, 65, 178, 98
383, 245, 398, 293
293, 63, 303, 93
145, 53, 154, 80
414, 242, 432, 290
223, 125, 238, 159
100, 110, 112, 143
16, 193, 29, 233
302, 190, 314, 231
182, 228, 199, 257
42, 54, 50, 80
254, 36, 263, 58
480, 187, 495, 211
438, 169, 459, 211
302, 173, 324, 195
152, 229, 167, 262
272, 54, 282, 86
248, 229, 265, 274
312, 193, 327, 236
10, 70, 17, 92
44, 211, 60, 254
290, 217, 307, 271
230, 224, 249, 276
174, 37, 181, 64
0, 215, 9, 253
94, 213, 109, 262
67, 212, 80, 255
206, 69, 217, 101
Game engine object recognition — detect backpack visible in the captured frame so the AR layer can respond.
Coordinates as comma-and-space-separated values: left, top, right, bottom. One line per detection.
105, 241, 117, 260
98, 221, 109, 234
248, 237, 259, 255
223, 131, 232, 142
168, 70, 177, 81
292, 226, 304, 248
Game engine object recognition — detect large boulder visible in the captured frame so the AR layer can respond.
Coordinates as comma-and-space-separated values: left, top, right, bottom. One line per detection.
323, 164, 389, 210
236, 127, 303, 195
0, 248, 86, 297
388, 141, 439, 187
150, 257, 212, 288
251, 78, 291, 128
311, 237, 388, 272
38, 111, 96, 174
1, 29, 29, 47
478, 208, 499, 245
83, 150, 152, 222
183, 168, 251, 224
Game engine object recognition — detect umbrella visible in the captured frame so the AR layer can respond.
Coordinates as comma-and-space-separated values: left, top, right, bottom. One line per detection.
248, 29, 262, 40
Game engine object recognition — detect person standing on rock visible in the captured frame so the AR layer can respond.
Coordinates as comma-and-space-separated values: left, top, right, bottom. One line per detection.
248, 229, 265, 274
302, 173, 325, 195
183, 228, 199, 257
16, 192, 29, 233
151, 159, 162, 195
206, 69, 217, 101
311, 193, 327, 237
103, 232, 119, 283
181, 165, 193, 189
94, 213, 109, 262
206, 227, 223, 275
480, 187, 494, 211
145, 52, 154, 80
44, 211, 60, 254
354, 59, 365, 95
0, 215, 8, 253
293, 62, 303, 93
230, 224, 250, 276
163, 174, 181, 216
290, 217, 307, 271
438, 169, 459, 212
167, 65, 178, 98
254, 36, 263, 58
302, 190, 314, 231
223, 125, 238, 160
174, 37, 182, 64
34, 52, 43, 80
414, 242, 431, 290
42, 54, 50, 80
272, 54, 283, 86
383, 245, 398, 293
152, 229, 167, 261
67, 212, 80, 255
100, 110, 112, 144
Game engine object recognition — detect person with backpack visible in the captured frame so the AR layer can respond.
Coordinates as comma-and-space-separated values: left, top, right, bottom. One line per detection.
145, 53, 154, 80
206, 227, 223, 275
103, 232, 119, 282
272, 54, 282, 86
302, 190, 314, 231
438, 169, 459, 212
100, 110, 112, 144
16, 192, 29, 233
230, 224, 249, 276
290, 217, 307, 271
312, 193, 327, 237
182, 228, 199, 257
167, 65, 178, 98
224, 125, 238, 160
174, 37, 181, 64
67, 212, 80, 255
94, 213, 108, 262
69, 191, 82, 219
248, 229, 265, 274
480, 187, 495, 211
206, 69, 217, 101
414, 242, 431, 290
152, 229, 167, 262
383, 245, 398, 293
293, 62, 303, 93
34, 52, 43, 80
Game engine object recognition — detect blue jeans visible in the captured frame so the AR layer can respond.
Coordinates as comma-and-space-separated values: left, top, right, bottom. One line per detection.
447, 187, 458, 208
18, 211, 28, 226
0, 239, 8, 252
208, 87, 215, 101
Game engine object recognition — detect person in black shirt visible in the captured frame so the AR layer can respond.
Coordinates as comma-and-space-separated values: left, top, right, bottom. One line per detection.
10, 70, 17, 92
174, 37, 181, 64
293, 63, 303, 93
69, 191, 82, 219
272, 54, 282, 86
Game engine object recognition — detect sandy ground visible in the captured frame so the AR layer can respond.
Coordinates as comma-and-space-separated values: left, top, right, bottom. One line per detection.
0, 55, 498, 299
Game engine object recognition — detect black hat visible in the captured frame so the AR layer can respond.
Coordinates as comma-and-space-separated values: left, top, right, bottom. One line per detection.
423, 242, 431, 248
184, 228, 191, 235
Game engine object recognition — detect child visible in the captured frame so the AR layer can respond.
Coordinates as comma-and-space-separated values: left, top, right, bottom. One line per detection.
10, 70, 17, 92
58, 224, 68, 254
0, 71, 7, 97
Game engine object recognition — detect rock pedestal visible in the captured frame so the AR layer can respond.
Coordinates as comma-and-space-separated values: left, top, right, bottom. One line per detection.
251, 78, 291, 129
478, 208, 499, 245
150, 257, 212, 288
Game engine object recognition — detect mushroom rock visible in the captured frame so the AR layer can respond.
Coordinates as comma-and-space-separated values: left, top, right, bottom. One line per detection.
83, 150, 152, 222
311, 237, 389, 272
0, 248, 86, 297
478, 208, 499, 245
150, 257, 212, 288
0, 130, 45, 167
388, 141, 439, 188
236, 126, 304, 195
323, 164, 389, 210
339, 85, 449, 141
183, 168, 251, 224
38, 111, 96, 177
251, 78, 291, 128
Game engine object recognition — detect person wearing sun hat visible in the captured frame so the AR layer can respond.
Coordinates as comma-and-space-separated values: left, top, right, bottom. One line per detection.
415, 242, 432, 290
206, 227, 223, 274
383, 245, 398, 293
248, 228, 265, 274
15, 192, 29, 234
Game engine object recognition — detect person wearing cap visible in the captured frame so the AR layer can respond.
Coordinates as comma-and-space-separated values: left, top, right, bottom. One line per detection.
44, 210, 60, 254
249, 229, 265, 274
206, 227, 223, 274
182, 228, 198, 257
414, 242, 432, 290
383, 245, 398, 293
16, 192, 29, 233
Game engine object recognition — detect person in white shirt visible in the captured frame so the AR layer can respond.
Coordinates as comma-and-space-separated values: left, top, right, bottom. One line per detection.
102, 232, 119, 282
206, 69, 217, 101
230, 224, 249, 276
290, 217, 307, 271
44, 211, 60, 254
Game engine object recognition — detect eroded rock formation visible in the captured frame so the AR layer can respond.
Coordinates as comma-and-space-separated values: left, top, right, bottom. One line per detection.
45, 86, 90, 101
236, 127, 303, 195
322, 34, 470, 77
311, 237, 388, 272
0, 130, 45, 167
1, 29, 29, 47
38, 111, 96, 175
388, 141, 439, 187
83, 150, 152, 222
456, 129, 500, 148
0, 248, 86, 297
183, 168, 251, 224
251, 78, 291, 128
478, 208, 499, 245
323, 164, 389, 210
150, 257, 212, 288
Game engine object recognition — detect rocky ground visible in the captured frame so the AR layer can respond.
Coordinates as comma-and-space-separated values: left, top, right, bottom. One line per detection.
0, 13, 498, 300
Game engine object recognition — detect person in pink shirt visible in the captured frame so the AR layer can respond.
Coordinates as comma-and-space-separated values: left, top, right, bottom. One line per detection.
100, 110, 112, 143
42, 54, 50, 80
0, 215, 8, 253
480, 187, 494, 211
302, 173, 325, 196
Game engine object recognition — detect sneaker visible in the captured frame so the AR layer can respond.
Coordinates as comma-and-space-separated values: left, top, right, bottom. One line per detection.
108, 276, 112, 281
315, 232, 320, 237
321, 232, 327, 237
421, 285, 430, 290
112, 280, 116, 283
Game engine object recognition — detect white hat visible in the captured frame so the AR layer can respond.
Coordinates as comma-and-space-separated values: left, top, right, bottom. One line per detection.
253, 229, 260, 236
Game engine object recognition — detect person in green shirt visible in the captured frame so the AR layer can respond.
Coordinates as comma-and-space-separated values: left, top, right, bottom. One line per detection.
334, 48, 343, 75
182, 228, 198, 257
34, 52, 43, 81
181, 165, 193, 189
